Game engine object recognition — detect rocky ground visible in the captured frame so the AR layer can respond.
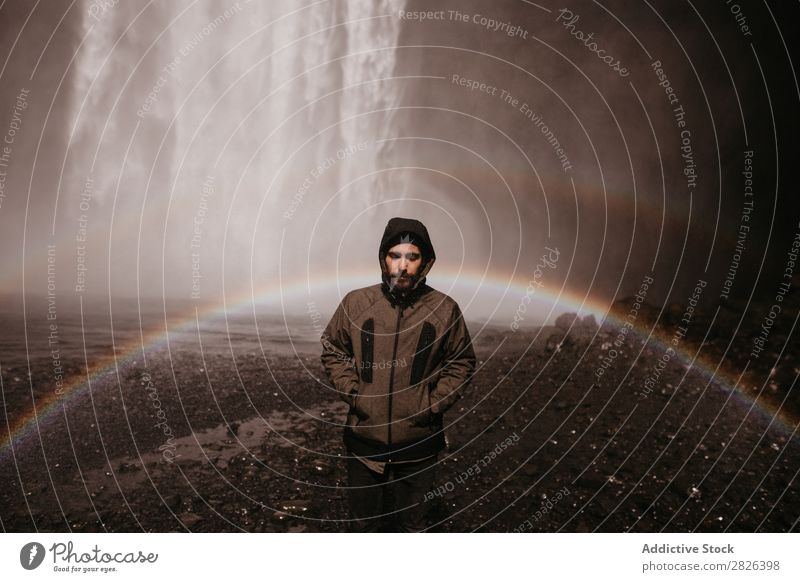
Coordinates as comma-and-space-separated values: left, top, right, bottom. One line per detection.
0, 287, 798, 533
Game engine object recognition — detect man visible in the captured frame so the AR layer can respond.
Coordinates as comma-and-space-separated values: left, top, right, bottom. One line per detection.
320, 216, 477, 532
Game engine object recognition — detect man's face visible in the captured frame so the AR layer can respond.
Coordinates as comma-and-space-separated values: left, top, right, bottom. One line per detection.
384, 242, 422, 291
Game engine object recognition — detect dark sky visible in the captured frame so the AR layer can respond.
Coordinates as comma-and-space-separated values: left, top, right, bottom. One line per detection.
0, 0, 797, 323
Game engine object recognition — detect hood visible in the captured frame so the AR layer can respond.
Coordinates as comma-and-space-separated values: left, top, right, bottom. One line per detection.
378, 217, 436, 306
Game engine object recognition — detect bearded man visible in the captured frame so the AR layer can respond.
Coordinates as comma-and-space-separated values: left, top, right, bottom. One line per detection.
320, 217, 477, 532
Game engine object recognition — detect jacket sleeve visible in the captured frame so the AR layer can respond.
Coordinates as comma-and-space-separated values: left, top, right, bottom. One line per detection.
320, 297, 359, 407
430, 303, 477, 415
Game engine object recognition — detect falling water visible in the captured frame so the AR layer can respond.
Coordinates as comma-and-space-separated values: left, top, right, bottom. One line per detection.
66, 0, 406, 305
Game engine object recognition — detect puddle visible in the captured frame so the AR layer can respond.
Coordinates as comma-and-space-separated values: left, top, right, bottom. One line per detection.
87, 400, 346, 484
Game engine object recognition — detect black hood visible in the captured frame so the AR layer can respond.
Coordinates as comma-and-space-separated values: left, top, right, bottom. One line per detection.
378, 217, 436, 306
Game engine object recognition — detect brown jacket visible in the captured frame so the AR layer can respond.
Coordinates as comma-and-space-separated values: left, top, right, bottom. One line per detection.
320, 218, 477, 462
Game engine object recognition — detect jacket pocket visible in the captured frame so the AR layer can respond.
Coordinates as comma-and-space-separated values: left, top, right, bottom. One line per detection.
402, 384, 432, 428
353, 390, 369, 422
420, 388, 434, 428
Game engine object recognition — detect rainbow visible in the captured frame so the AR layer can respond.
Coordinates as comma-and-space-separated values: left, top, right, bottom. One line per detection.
1, 272, 796, 461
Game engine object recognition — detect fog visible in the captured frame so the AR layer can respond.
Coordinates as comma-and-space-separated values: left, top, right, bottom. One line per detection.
0, 0, 797, 324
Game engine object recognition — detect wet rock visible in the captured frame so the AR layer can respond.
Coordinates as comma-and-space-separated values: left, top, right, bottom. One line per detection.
548, 313, 599, 349
555, 313, 580, 331
278, 499, 311, 514
545, 333, 568, 352
178, 512, 202, 528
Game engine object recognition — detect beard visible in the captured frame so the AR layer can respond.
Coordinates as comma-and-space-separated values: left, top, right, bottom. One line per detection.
388, 271, 417, 293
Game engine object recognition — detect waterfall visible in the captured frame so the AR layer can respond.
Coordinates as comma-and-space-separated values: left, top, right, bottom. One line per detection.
67, 0, 406, 302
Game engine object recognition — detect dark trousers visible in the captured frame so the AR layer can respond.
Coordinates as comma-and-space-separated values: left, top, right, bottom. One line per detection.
346, 453, 438, 533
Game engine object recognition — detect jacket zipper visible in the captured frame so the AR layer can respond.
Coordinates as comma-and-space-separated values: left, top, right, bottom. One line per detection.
386, 303, 404, 462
